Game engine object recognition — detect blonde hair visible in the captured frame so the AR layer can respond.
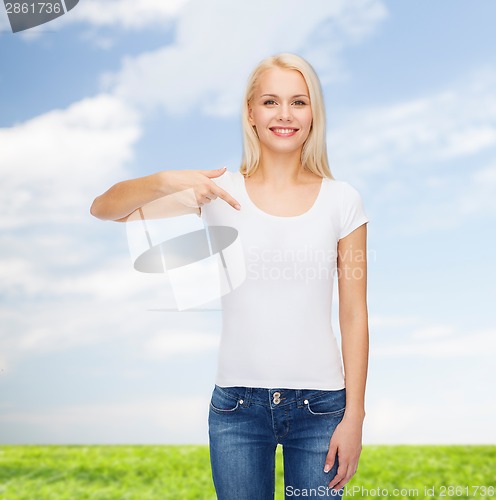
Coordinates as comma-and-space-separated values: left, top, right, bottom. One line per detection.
240, 53, 333, 179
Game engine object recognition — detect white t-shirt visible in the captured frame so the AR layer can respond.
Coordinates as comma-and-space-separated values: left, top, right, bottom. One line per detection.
201, 170, 369, 390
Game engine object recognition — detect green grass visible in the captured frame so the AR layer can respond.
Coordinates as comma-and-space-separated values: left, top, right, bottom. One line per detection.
0, 445, 494, 499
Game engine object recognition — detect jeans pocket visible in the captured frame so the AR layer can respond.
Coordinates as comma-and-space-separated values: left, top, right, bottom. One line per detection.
305, 389, 346, 416
209, 385, 243, 414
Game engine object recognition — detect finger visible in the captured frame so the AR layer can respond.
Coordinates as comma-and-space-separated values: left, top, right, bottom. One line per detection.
202, 190, 218, 202
215, 186, 241, 210
330, 460, 359, 490
195, 184, 219, 207
323, 443, 337, 473
202, 166, 227, 178
330, 468, 355, 492
328, 464, 349, 490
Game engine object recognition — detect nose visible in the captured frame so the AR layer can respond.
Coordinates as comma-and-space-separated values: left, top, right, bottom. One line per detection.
278, 104, 293, 122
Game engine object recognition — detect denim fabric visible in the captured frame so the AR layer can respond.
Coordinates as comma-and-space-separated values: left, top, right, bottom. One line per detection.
208, 385, 346, 499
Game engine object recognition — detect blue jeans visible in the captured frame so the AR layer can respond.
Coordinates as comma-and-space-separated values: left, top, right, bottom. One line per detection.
208, 385, 346, 499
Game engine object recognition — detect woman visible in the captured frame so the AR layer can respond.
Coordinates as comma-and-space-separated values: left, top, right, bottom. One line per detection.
91, 53, 369, 499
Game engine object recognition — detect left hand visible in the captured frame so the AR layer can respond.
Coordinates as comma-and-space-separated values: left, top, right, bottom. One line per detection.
324, 415, 364, 491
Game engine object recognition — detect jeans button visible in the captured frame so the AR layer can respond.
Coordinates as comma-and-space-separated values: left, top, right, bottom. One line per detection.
273, 392, 281, 405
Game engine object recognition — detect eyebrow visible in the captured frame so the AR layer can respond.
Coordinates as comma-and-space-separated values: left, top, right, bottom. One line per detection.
260, 94, 309, 99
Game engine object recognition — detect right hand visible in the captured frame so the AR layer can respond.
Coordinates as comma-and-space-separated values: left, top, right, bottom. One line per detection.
164, 167, 241, 210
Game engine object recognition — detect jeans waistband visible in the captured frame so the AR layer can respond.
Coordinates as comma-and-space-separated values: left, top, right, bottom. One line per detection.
216, 385, 345, 409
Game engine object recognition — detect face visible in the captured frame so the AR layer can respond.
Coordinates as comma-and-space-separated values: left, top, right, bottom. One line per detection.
248, 67, 313, 157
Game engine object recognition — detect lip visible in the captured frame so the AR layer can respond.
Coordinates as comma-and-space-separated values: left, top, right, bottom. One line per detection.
269, 127, 299, 138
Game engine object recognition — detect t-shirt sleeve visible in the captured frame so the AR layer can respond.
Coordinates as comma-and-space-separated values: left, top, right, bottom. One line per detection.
339, 182, 369, 239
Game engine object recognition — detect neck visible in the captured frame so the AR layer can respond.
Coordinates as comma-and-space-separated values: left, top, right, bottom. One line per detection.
255, 148, 305, 186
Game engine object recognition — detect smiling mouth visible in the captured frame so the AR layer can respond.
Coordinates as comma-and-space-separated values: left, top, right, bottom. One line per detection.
269, 127, 299, 136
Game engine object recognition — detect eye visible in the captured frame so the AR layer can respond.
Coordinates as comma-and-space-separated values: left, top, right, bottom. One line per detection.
293, 100, 307, 106
263, 100, 277, 106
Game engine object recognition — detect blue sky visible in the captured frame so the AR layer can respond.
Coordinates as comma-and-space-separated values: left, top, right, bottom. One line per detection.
1, 0, 495, 445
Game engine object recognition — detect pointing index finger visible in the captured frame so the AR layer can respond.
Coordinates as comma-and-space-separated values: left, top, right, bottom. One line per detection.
215, 186, 241, 210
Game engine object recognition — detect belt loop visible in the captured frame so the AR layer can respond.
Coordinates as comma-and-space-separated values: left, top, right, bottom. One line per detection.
242, 387, 252, 407
296, 389, 304, 408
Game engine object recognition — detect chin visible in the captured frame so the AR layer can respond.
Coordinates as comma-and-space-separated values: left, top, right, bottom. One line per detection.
270, 143, 306, 155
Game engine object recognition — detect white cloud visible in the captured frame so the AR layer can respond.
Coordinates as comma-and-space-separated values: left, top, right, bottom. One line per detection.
0, 258, 35, 295
459, 164, 496, 216
0, 352, 8, 376
1, 291, 221, 373
0, 245, 220, 379
0, 93, 141, 229
369, 315, 419, 329
364, 396, 496, 444
54, 257, 159, 301
329, 66, 496, 179
372, 329, 496, 358
389, 162, 496, 232
104, 0, 388, 117
410, 325, 454, 340
142, 331, 219, 359
66, 0, 189, 29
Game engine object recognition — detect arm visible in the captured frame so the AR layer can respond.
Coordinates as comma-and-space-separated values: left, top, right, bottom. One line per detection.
325, 223, 369, 490
90, 167, 241, 222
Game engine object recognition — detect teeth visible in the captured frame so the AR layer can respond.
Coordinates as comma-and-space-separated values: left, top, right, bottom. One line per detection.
272, 128, 296, 134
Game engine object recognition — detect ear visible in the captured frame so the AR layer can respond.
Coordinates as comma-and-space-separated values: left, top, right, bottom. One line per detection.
247, 104, 255, 125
